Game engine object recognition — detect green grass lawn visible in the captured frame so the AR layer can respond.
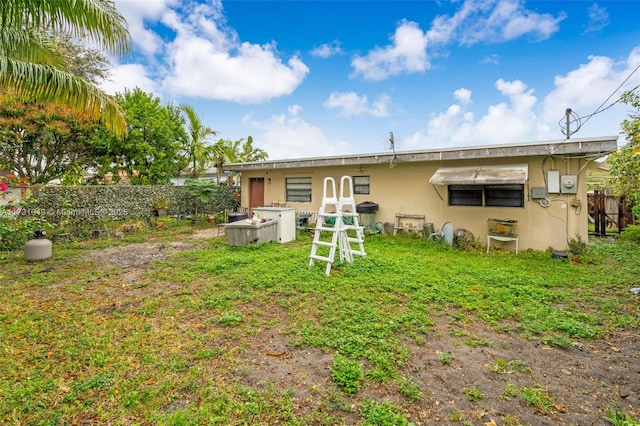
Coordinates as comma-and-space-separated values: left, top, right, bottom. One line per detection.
1, 229, 639, 425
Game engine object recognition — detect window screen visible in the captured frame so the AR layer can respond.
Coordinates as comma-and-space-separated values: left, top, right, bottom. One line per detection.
286, 177, 312, 202
449, 185, 483, 206
448, 184, 524, 207
353, 176, 370, 195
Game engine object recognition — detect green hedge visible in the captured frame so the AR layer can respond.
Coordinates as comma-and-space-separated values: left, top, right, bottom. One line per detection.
28, 185, 240, 227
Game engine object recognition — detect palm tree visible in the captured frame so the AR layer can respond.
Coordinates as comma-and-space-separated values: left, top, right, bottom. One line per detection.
0, 0, 131, 136
240, 136, 268, 162
213, 138, 241, 184
179, 104, 218, 178
213, 136, 269, 184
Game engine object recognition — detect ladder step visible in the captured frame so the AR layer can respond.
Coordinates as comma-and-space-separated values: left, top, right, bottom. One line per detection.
312, 241, 334, 247
310, 254, 333, 263
315, 226, 336, 232
318, 212, 339, 217
346, 237, 363, 243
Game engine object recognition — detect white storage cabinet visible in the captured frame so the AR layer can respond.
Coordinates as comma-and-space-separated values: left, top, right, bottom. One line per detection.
253, 207, 296, 243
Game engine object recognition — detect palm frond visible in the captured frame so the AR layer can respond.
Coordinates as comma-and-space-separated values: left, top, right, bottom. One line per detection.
0, 0, 130, 56
0, 57, 126, 137
1, 28, 68, 69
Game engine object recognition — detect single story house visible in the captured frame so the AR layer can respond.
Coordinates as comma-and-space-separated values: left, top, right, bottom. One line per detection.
225, 136, 618, 251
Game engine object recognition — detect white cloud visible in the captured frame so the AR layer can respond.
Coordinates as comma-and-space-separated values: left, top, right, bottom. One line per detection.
100, 63, 158, 95
163, 35, 309, 103
311, 40, 343, 58
405, 78, 539, 149
541, 48, 640, 125
324, 92, 390, 117
584, 3, 609, 34
405, 45, 640, 151
114, 0, 177, 55
113, 0, 309, 103
288, 104, 303, 116
427, 0, 565, 46
427, 0, 481, 46
473, 79, 538, 141
480, 54, 500, 65
351, 1, 565, 82
454, 88, 472, 104
351, 20, 429, 81
242, 112, 352, 160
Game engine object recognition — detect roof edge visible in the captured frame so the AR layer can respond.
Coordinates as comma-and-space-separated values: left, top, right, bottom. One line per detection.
226, 136, 618, 171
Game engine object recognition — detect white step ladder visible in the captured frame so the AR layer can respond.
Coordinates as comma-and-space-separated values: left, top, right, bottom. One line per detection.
309, 176, 366, 276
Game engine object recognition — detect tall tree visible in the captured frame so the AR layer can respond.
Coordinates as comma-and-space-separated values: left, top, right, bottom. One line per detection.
213, 136, 268, 184
54, 33, 113, 86
240, 136, 268, 162
0, 40, 115, 184
179, 104, 218, 178
0, 91, 98, 184
609, 90, 640, 208
0, 0, 130, 136
90, 88, 188, 184
213, 138, 241, 184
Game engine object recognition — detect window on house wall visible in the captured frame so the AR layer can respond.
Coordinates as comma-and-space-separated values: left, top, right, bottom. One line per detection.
449, 185, 483, 206
286, 177, 312, 202
353, 176, 370, 194
485, 185, 524, 207
448, 184, 524, 207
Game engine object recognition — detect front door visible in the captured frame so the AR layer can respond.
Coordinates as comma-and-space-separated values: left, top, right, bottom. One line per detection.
249, 178, 265, 214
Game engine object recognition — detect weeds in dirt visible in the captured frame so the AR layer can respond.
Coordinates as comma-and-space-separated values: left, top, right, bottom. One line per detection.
503, 384, 556, 412
605, 406, 640, 425
438, 350, 453, 366
448, 409, 465, 421
1, 232, 639, 424
463, 387, 484, 401
330, 354, 364, 396
359, 398, 411, 426
464, 336, 493, 347
490, 358, 531, 374
398, 376, 423, 401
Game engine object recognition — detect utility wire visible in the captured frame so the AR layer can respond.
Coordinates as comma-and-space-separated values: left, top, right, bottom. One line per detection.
581, 64, 640, 128
563, 64, 640, 134
552, 63, 640, 153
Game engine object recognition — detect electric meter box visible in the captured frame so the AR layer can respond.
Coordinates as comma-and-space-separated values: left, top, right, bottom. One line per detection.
547, 170, 560, 194
560, 175, 577, 194
531, 187, 547, 199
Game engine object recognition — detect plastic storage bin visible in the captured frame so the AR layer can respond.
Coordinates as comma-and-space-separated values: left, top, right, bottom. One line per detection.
487, 218, 518, 237
225, 219, 278, 246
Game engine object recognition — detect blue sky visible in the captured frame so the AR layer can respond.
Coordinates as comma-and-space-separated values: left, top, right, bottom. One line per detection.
102, 0, 640, 160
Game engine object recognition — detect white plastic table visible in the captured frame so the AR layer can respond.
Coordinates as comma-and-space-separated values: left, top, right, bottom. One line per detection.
487, 234, 519, 253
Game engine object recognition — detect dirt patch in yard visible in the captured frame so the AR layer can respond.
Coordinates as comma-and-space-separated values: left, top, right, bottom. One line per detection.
83, 227, 221, 268
234, 315, 640, 425
81, 232, 640, 425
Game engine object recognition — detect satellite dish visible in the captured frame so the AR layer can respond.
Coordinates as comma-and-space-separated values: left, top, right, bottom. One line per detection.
429, 221, 454, 246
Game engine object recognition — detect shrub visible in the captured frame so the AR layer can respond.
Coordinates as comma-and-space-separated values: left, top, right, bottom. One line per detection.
1, 175, 49, 251
619, 225, 640, 243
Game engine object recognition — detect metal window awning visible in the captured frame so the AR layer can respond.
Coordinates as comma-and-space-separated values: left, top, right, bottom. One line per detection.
429, 164, 528, 185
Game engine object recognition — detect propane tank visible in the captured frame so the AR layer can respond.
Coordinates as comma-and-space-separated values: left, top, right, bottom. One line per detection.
25, 230, 52, 261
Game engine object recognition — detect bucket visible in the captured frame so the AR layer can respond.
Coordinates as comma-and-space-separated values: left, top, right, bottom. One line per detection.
383, 222, 394, 234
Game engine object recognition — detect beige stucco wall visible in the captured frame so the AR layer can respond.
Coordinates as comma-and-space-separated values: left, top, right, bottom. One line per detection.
237, 155, 590, 251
